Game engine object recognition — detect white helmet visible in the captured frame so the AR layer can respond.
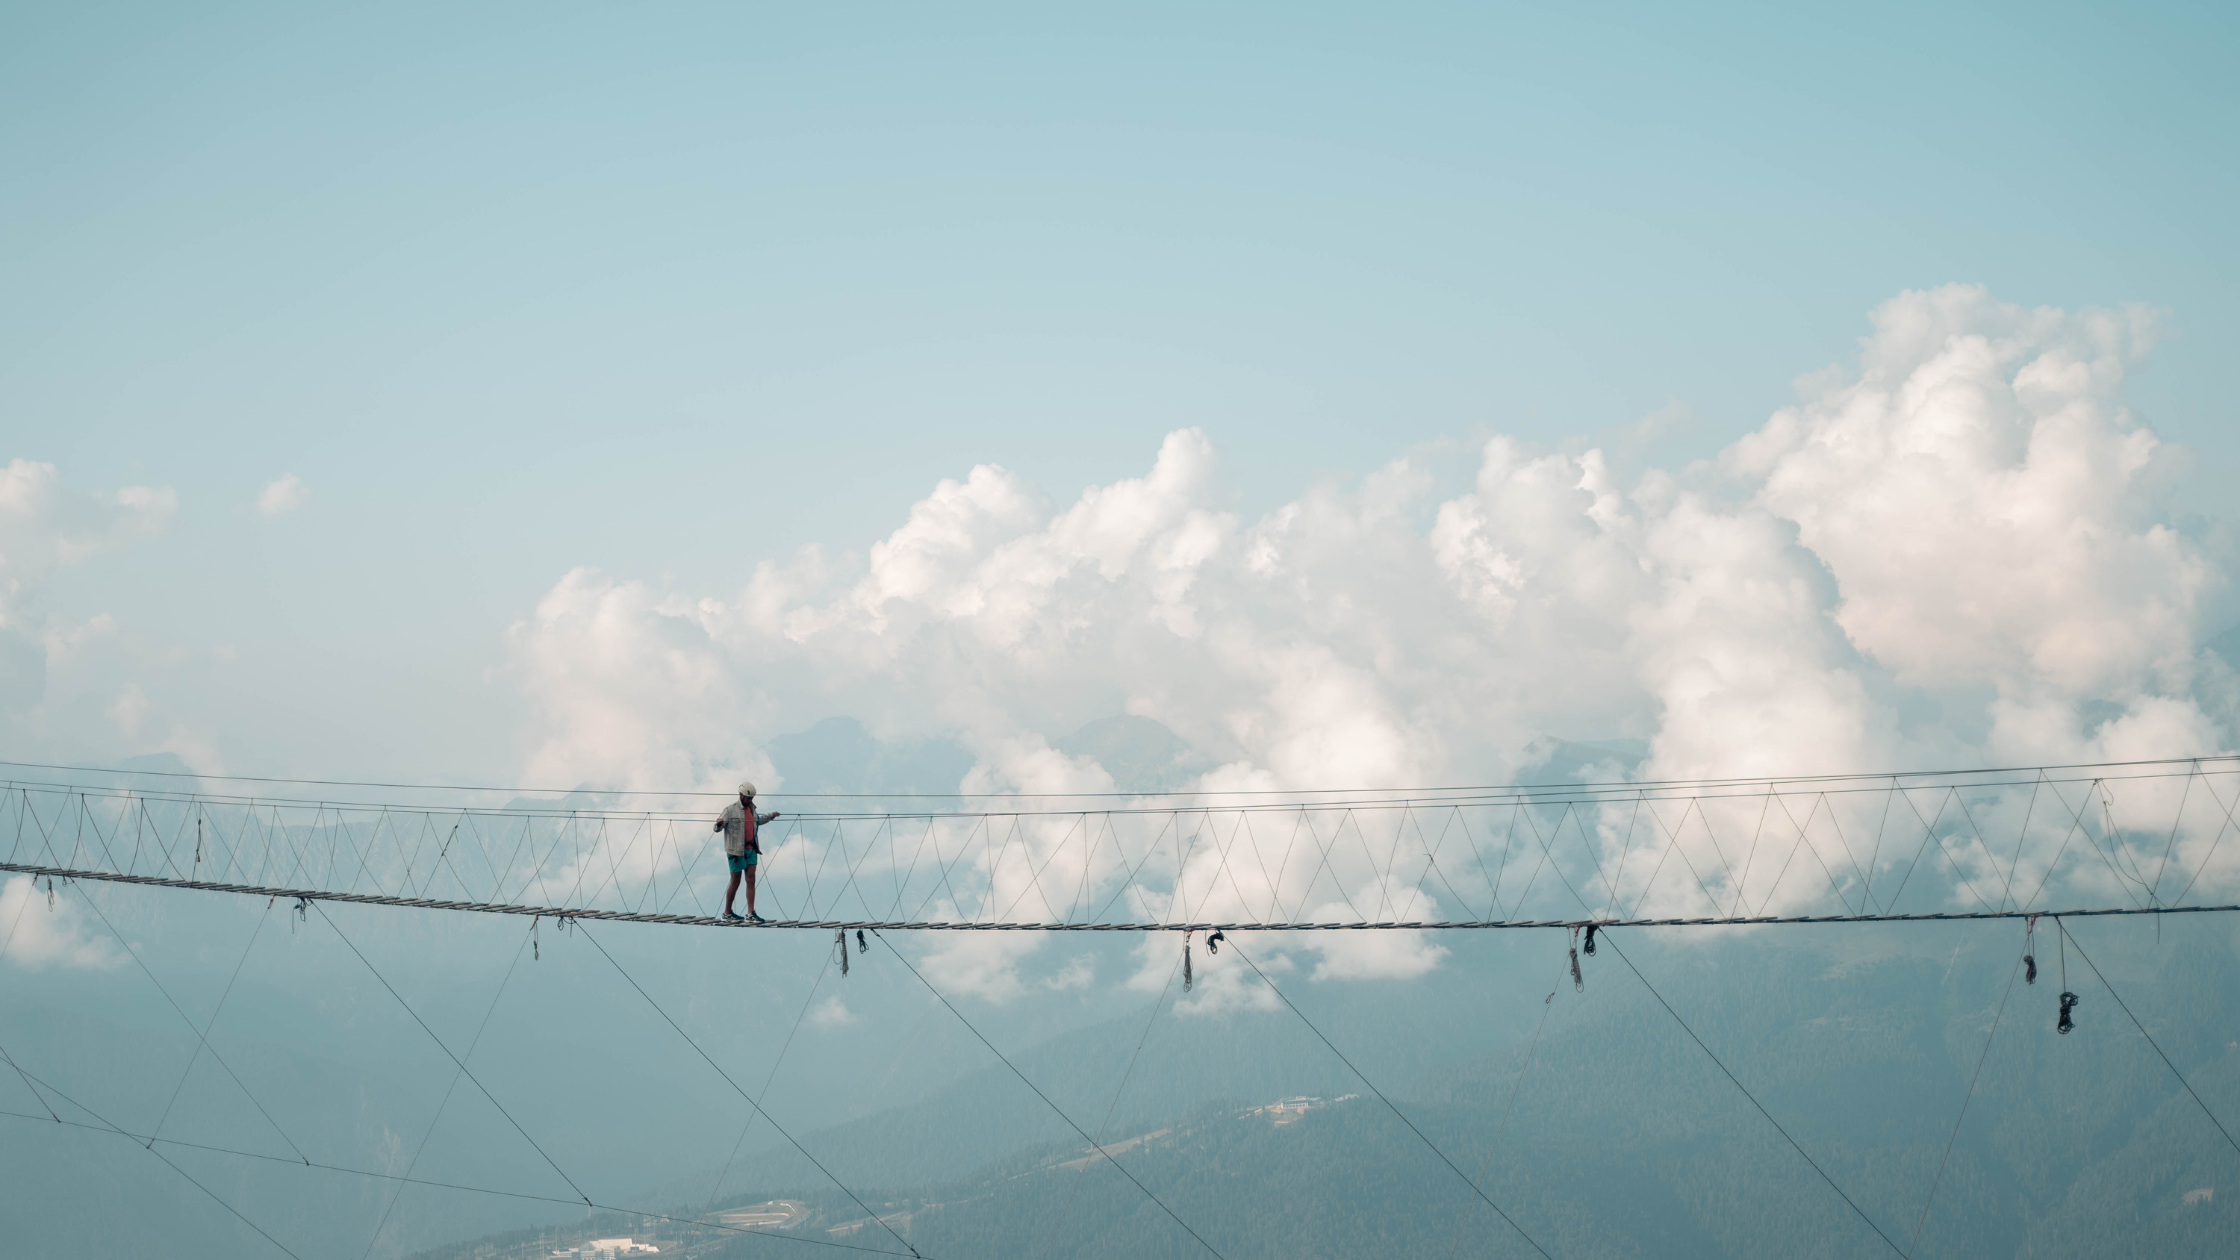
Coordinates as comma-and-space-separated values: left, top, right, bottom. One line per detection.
737, 781, 757, 799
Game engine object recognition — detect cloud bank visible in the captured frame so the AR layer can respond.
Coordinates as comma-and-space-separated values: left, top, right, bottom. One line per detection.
515, 285, 2229, 794
505, 286, 2236, 1000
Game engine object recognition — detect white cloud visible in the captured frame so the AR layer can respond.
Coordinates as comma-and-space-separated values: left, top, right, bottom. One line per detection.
503, 569, 778, 795
806, 994, 859, 1029
256, 473, 309, 517
505, 285, 2235, 994
1736, 287, 2207, 764
0, 459, 175, 627
0, 877, 126, 971
0, 459, 177, 733
910, 932, 1098, 1004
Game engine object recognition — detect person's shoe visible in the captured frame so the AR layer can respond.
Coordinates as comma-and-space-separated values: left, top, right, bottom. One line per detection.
750, 912, 768, 924
722, 909, 743, 922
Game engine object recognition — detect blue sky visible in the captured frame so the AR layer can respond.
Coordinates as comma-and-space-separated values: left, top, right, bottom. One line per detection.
4, 1, 2237, 781
10, 14, 2240, 1253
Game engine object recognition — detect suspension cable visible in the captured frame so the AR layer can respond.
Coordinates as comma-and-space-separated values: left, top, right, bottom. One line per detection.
695, 948, 839, 1239
1599, 932, 1904, 1256
1223, 940, 1552, 1260
1039, 939, 1189, 1260
357, 917, 538, 1259
2, 1060, 303, 1257
0, 1099, 921, 1257
573, 923, 924, 1259
2057, 921, 2240, 1159
148, 896, 275, 1147
0, 878, 62, 1121
71, 880, 310, 1163
1906, 933, 2027, 1256
870, 928, 1230, 1260
1443, 951, 1566, 1260
311, 901, 592, 1205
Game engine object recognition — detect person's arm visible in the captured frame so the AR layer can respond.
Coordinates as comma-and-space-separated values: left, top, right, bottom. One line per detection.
756, 809, 780, 824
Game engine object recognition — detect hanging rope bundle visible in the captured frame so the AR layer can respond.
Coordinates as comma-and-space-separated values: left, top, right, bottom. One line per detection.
1583, 923, 1600, 956
855, 928, 868, 955
1182, 930, 1194, 993
1205, 930, 1225, 955
1568, 926, 1584, 993
836, 927, 849, 977
2055, 916, 2076, 1032
2023, 914, 2038, 985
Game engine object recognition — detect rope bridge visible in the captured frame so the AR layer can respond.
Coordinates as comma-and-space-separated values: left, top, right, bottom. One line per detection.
6, 754, 2239, 930
10, 755, 2240, 1260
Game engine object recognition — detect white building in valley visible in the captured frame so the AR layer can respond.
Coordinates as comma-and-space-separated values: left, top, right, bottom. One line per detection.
550, 1240, 658, 1258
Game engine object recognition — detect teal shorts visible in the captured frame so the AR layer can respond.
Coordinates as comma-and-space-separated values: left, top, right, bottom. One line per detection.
727, 851, 758, 873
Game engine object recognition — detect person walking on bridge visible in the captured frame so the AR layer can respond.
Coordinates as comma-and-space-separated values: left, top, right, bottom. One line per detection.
715, 782, 780, 923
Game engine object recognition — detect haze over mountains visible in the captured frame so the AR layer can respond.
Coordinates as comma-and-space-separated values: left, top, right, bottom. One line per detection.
15, 885, 2235, 1259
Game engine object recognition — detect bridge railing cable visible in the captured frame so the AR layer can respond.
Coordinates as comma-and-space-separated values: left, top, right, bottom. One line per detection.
5, 758, 2239, 935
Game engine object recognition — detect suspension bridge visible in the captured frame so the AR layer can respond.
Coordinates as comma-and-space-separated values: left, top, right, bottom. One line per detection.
5, 754, 2239, 932
6, 753, 2240, 1260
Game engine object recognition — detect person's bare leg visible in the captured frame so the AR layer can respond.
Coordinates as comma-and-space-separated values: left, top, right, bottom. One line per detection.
745, 865, 758, 918
725, 870, 742, 916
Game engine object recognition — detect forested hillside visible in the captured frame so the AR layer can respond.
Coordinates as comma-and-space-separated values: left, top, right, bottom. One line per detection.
417, 916, 2240, 1260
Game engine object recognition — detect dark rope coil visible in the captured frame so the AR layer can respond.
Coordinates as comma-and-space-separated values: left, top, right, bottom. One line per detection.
1206, 930, 1226, 955
856, 928, 868, 955
2023, 913, 2039, 985
2057, 991, 2080, 1034
1583, 923, 1600, 956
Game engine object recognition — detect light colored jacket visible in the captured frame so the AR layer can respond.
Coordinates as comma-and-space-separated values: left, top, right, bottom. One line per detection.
715, 802, 779, 856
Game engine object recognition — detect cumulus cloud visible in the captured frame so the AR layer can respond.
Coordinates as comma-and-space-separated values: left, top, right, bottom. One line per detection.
256, 473, 309, 517
506, 570, 781, 795
1735, 287, 2208, 764
0, 459, 176, 727
506, 286, 2235, 997
0, 876, 126, 971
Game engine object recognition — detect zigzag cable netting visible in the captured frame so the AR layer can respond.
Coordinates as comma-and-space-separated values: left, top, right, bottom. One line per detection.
5, 755, 2238, 929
